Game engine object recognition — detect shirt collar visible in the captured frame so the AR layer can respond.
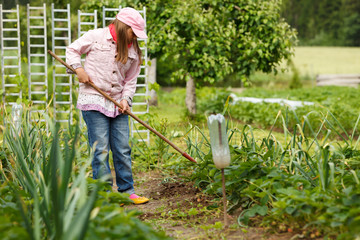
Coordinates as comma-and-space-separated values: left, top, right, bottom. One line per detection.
105, 27, 137, 59
105, 27, 113, 41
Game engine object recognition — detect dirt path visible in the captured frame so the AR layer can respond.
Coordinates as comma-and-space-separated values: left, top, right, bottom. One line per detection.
121, 170, 295, 240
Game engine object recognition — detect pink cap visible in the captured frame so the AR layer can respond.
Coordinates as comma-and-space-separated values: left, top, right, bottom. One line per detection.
116, 7, 148, 39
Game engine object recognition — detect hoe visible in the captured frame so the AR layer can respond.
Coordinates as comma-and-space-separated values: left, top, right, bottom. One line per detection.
48, 50, 196, 164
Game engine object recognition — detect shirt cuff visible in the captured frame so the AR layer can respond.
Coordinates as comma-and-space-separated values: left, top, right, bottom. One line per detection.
66, 63, 83, 74
120, 96, 132, 107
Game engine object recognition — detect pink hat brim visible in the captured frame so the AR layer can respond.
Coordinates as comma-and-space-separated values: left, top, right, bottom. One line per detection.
132, 27, 148, 39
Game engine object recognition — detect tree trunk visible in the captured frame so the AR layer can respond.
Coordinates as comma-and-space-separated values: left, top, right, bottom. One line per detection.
186, 76, 196, 114
148, 58, 158, 106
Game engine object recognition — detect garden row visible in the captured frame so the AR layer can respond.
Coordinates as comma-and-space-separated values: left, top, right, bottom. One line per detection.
182, 122, 360, 239
167, 86, 360, 239
197, 85, 360, 135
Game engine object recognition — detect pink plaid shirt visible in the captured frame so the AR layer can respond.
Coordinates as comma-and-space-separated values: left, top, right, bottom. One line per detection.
66, 27, 140, 117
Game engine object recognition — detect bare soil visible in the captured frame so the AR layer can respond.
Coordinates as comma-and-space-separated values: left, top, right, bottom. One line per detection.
119, 170, 297, 240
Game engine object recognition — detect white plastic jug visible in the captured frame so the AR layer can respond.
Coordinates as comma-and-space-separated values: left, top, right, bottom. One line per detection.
207, 114, 230, 169
11, 103, 23, 134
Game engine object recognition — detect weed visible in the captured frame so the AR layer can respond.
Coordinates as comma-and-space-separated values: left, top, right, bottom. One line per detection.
131, 113, 180, 170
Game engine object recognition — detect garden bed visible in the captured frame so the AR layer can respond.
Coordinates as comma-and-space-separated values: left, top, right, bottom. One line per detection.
125, 170, 296, 240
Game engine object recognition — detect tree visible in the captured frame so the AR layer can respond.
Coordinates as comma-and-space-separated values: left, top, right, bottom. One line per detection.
78, 0, 296, 114
281, 0, 316, 42
147, 1, 235, 114
280, 0, 360, 46
147, 0, 296, 114
342, 0, 360, 46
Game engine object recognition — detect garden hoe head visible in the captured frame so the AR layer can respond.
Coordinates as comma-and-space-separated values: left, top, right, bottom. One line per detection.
48, 50, 197, 163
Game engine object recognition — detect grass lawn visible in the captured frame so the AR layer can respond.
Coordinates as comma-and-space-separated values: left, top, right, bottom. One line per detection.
293, 46, 360, 76
249, 46, 360, 88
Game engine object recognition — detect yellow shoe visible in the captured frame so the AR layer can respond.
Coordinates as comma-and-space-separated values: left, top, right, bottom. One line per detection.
130, 194, 149, 204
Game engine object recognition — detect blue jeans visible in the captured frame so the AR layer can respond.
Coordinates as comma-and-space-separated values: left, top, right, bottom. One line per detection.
82, 110, 135, 194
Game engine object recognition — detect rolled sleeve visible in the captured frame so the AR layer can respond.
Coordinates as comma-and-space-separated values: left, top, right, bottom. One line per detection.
120, 95, 133, 107
66, 63, 83, 74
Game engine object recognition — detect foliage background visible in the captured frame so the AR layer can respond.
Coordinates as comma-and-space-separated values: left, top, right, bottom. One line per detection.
3, 0, 359, 47
281, 0, 360, 46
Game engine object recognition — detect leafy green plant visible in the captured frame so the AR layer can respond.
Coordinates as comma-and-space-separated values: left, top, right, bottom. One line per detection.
3, 113, 99, 240
195, 86, 360, 136
1, 109, 172, 240
177, 106, 360, 238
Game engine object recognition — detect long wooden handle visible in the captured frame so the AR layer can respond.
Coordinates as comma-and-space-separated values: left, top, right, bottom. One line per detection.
48, 50, 196, 163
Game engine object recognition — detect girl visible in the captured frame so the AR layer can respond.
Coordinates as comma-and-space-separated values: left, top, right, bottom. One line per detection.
66, 7, 149, 204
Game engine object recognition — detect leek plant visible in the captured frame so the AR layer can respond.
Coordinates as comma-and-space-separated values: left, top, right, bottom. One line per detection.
0, 109, 172, 240
2, 113, 98, 240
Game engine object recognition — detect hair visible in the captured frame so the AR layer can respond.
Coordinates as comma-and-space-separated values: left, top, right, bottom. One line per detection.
112, 19, 142, 65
